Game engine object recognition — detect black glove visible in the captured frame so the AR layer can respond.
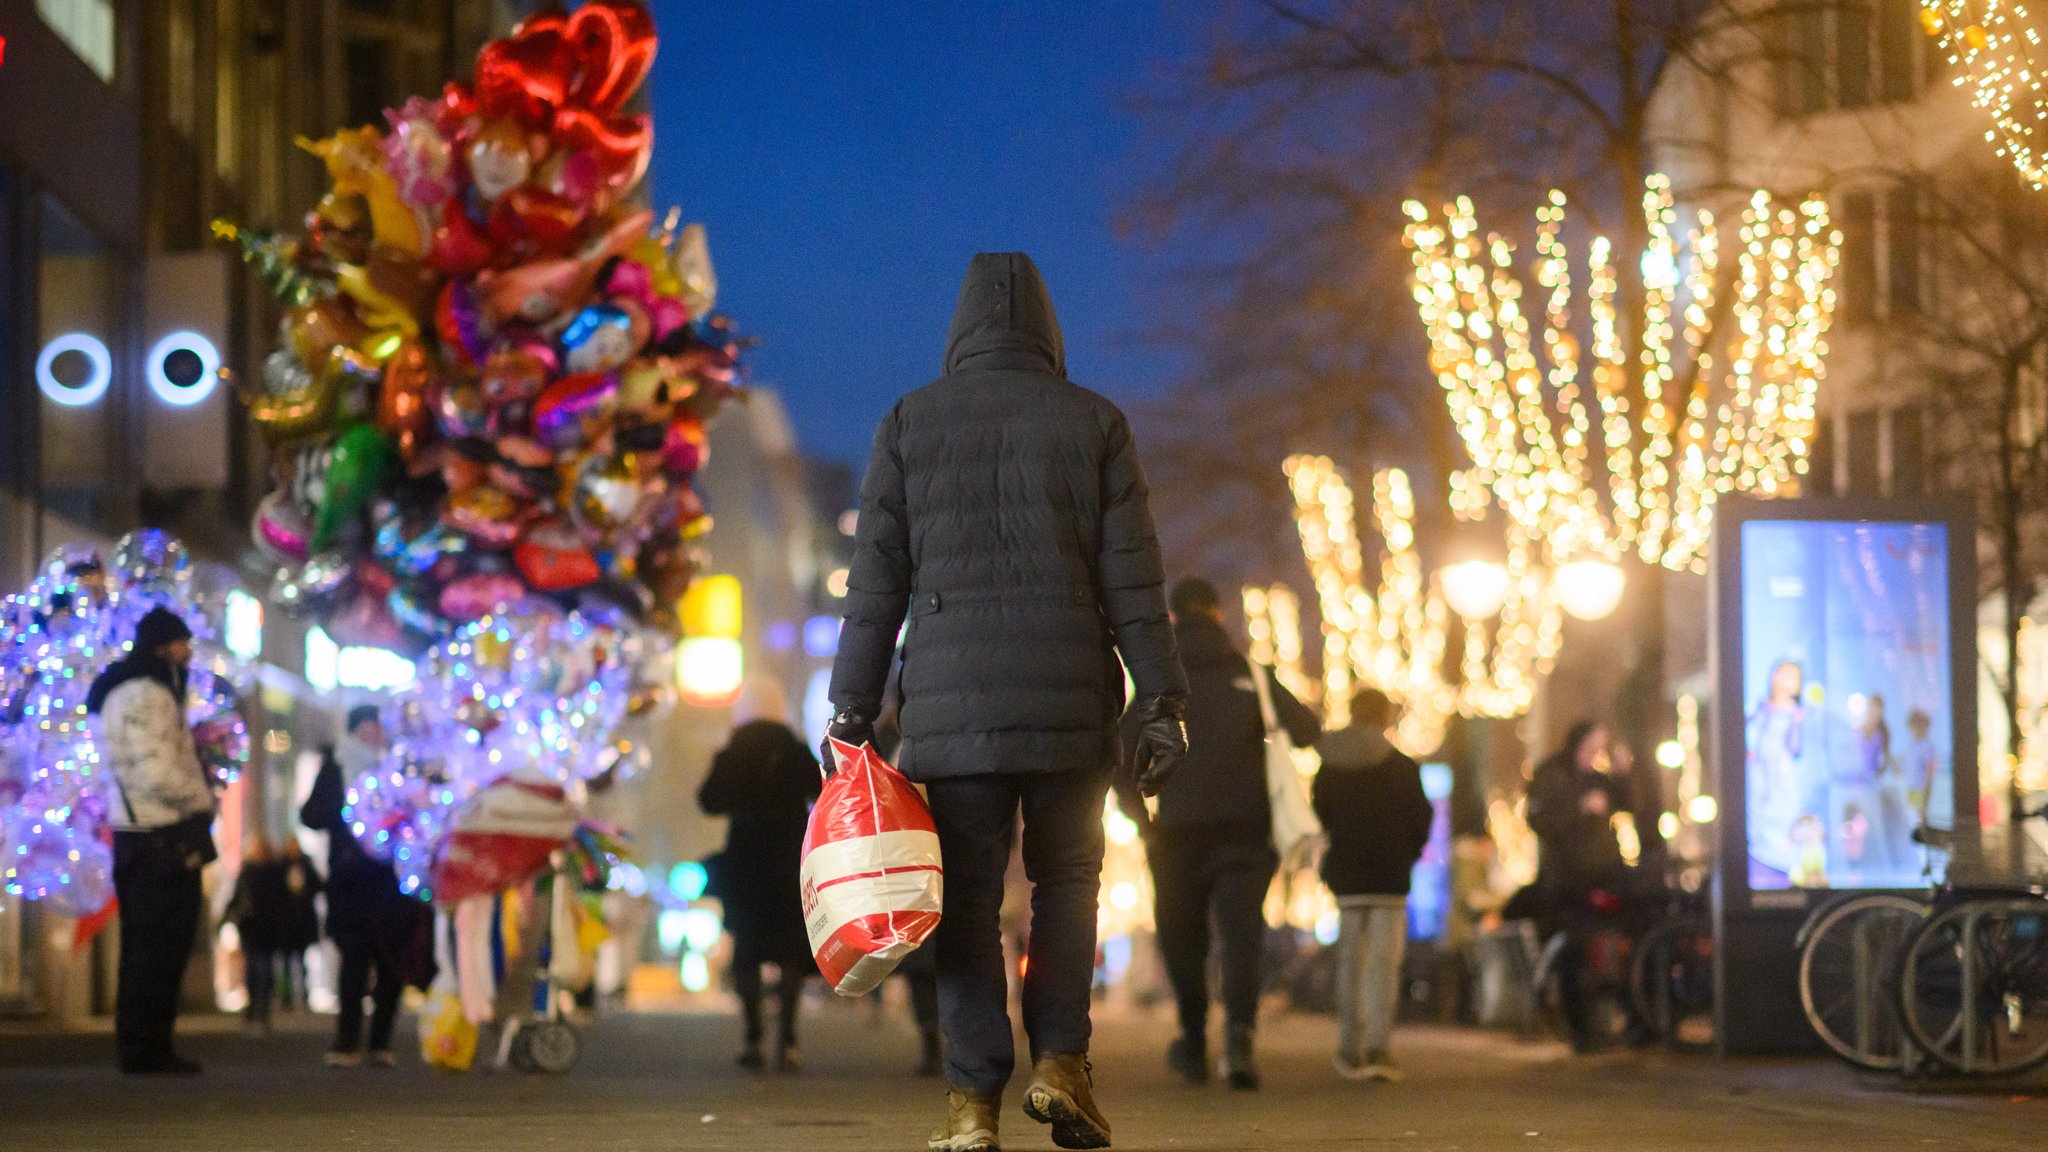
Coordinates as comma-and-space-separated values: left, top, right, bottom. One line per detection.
1130, 695, 1187, 798
820, 708, 876, 774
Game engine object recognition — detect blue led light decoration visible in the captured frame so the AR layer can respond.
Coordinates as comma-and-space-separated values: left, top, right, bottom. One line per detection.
0, 532, 250, 916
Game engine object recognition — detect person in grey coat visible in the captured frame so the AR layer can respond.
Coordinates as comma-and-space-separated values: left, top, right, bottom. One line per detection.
827, 252, 1188, 1152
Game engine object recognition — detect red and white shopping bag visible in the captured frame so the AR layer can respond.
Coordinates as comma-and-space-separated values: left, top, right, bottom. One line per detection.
800, 738, 943, 996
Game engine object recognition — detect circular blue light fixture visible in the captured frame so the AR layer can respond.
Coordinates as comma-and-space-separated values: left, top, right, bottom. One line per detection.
35, 333, 112, 407
145, 330, 221, 406
667, 860, 709, 902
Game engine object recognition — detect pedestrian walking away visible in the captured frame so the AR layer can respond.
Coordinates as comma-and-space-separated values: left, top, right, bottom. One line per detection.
224, 835, 299, 1035
827, 251, 1189, 1152
698, 677, 822, 1073
88, 607, 219, 1076
1119, 577, 1318, 1091
1313, 688, 1433, 1083
276, 837, 324, 1010
301, 704, 435, 1068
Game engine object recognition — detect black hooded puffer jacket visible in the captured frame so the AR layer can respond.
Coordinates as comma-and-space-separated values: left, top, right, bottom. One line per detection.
829, 252, 1187, 781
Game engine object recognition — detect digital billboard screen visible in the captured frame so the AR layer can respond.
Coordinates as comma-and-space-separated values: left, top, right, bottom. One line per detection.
1739, 519, 1953, 891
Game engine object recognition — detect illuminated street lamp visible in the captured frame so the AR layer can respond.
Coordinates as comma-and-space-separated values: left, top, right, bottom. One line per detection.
1441, 558, 1511, 620
1552, 558, 1627, 622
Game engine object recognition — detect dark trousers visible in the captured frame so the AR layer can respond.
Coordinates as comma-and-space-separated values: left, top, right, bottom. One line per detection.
334, 932, 403, 1054
731, 937, 807, 1050
244, 948, 278, 1024
113, 832, 204, 1070
1149, 827, 1276, 1041
927, 764, 1109, 1096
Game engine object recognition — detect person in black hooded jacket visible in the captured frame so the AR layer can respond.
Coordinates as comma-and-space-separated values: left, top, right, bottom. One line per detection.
1118, 578, 1317, 1091
826, 252, 1188, 1152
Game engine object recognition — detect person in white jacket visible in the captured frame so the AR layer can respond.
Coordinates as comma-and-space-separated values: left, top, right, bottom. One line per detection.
87, 607, 217, 1075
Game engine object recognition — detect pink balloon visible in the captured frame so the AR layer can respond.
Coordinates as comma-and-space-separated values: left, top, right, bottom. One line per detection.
439, 572, 527, 622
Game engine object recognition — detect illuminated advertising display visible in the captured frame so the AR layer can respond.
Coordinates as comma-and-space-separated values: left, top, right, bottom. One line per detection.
1739, 520, 1954, 890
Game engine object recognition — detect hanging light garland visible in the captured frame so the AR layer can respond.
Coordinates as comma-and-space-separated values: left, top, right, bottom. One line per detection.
1280, 454, 1564, 755
1401, 176, 1840, 572
1923, 3, 2048, 189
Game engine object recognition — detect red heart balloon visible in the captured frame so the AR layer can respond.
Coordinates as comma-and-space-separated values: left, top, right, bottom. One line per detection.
554, 108, 651, 191
474, 15, 575, 125
514, 538, 602, 592
426, 200, 493, 275
566, 0, 658, 115
489, 186, 586, 253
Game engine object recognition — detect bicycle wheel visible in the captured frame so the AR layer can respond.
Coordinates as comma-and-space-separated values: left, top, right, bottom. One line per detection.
1899, 897, 2048, 1076
1631, 913, 1714, 1050
1797, 893, 1925, 1070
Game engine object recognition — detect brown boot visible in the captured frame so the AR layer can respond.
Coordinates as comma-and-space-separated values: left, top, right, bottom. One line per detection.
928, 1089, 1001, 1152
1023, 1053, 1112, 1149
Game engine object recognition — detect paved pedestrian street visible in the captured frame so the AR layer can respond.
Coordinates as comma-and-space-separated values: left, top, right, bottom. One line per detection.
3, 1002, 2043, 1151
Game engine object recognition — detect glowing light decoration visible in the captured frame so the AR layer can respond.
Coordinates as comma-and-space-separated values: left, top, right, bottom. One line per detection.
1402, 177, 1839, 572
35, 333, 112, 407
144, 330, 222, 406
1281, 455, 1564, 755
1923, 3, 2048, 189
337, 603, 656, 901
0, 531, 250, 915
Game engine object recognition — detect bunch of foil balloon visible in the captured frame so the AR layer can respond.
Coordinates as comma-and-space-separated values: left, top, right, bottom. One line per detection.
219, 0, 736, 653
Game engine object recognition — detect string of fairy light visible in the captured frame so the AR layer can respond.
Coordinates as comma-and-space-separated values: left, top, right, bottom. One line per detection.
1923, 3, 2048, 190
1402, 176, 1840, 572
1261, 454, 1564, 755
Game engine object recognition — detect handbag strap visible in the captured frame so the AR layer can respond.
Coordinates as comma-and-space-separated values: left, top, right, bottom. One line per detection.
1249, 661, 1280, 736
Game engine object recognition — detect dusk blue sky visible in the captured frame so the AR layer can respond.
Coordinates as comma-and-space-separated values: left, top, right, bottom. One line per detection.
646, 0, 1208, 465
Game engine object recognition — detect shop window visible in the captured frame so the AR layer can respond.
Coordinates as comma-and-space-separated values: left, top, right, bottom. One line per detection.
1878, 0, 1920, 102
1839, 191, 1878, 324
1781, 1, 1930, 118
167, 0, 199, 139
1890, 406, 1927, 496
35, 0, 116, 84
1808, 414, 1836, 497
1886, 182, 1922, 318
1846, 410, 1882, 495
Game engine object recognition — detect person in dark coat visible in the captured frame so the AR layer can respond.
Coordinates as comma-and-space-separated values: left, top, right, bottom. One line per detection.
826, 252, 1188, 1152
88, 607, 216, 1076
1524, 720, 1641, 1051
276, 837, 324, 1009
698, 678, 821, 1073
225, 835, 292, 1034
1118, 577, 1317, 1090
301, 704, 430, 1067
1313, 689, 1433, 1082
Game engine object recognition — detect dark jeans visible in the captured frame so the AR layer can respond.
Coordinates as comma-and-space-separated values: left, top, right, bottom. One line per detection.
927, 764, 1109, 1096
334, 932, 403, 1054
113, 831, 204, 1070
731, 936, 807, 1050
1149, 826, 1276, 1041
244, 948, 278, 1025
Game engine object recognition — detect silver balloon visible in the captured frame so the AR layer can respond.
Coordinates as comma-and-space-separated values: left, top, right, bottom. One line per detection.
108, 530, 192, 600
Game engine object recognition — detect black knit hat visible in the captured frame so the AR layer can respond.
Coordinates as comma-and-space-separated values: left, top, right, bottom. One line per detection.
134, 607, 193, 653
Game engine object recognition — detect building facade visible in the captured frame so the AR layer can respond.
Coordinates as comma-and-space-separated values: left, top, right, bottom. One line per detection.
0, 0, 522, 1022
1648, 0, 2048, 813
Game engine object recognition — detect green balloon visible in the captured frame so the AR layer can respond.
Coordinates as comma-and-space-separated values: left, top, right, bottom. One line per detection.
311, 423, 395, 550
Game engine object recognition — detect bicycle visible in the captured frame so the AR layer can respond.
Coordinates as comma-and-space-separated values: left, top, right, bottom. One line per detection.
1893, 811, 2048, 1077
1795, 890, 1928, 1070
1628, 880, 1714, 1051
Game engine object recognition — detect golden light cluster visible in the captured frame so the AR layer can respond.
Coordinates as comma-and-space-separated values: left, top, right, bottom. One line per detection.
1924, 2, 2048, 189
1278, 454, 1563, 756
1401, 176, 1840, 572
